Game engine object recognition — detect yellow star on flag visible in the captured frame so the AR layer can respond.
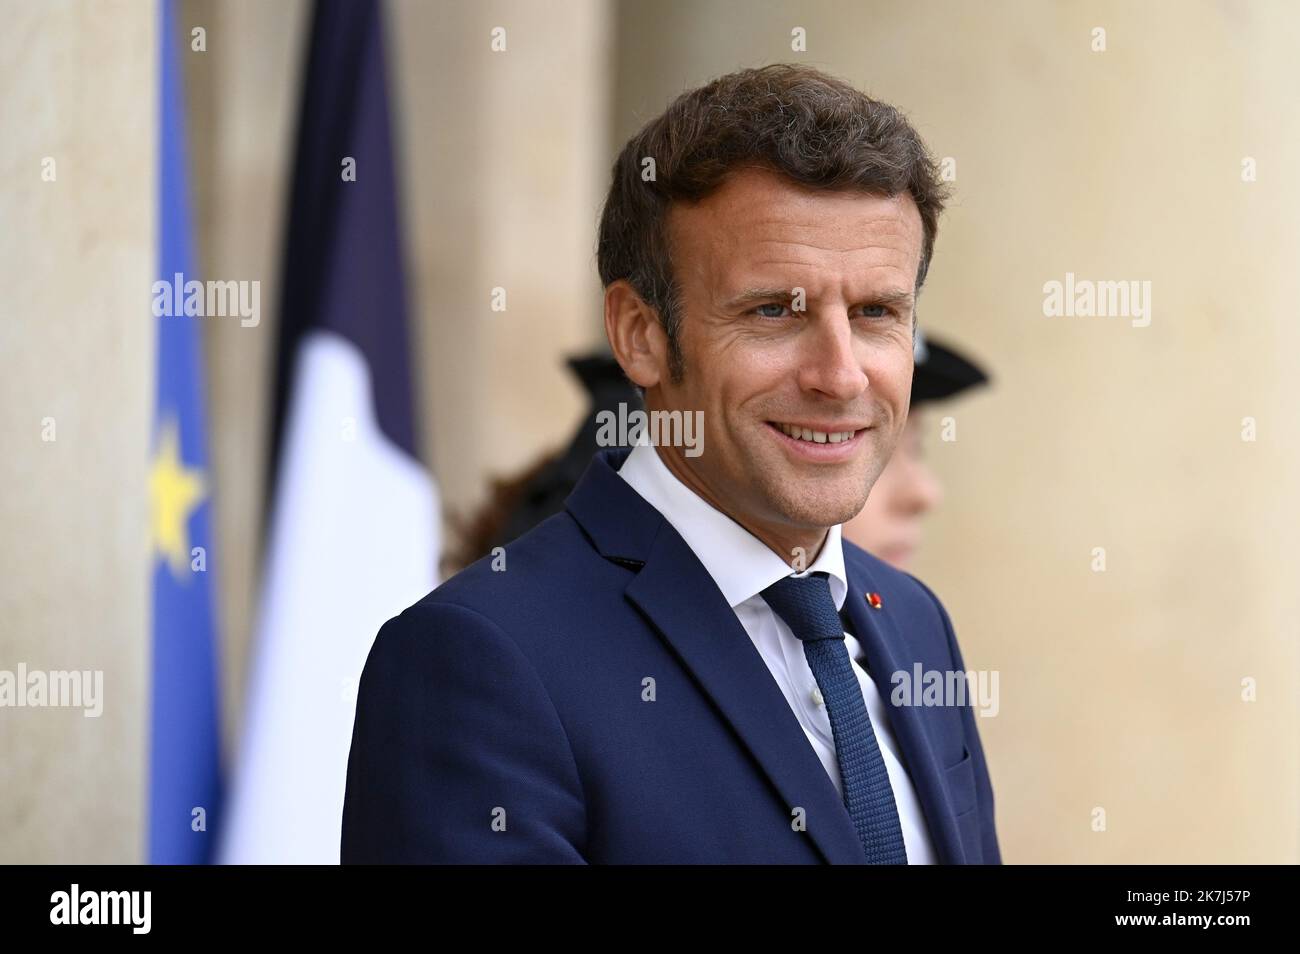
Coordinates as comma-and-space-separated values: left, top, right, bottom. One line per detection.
149, 415, 207, 580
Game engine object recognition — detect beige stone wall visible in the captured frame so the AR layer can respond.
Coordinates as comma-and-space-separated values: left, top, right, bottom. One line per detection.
389, 0, 612, 531
0, 0, 156, 863
3, 0, 1294, 863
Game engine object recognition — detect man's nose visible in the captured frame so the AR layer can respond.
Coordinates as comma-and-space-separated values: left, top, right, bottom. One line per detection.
796, 311, 869, 401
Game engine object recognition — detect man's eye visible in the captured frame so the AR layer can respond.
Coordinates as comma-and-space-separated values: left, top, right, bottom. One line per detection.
753, 303, 789, 319
861, 304, 889, 319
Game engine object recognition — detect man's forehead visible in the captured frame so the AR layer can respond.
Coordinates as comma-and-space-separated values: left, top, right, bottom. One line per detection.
665, 171, 923, 273
672, 167, 920, 226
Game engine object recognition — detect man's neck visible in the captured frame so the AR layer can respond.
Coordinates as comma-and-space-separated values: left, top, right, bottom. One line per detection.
650, 444, 830, 571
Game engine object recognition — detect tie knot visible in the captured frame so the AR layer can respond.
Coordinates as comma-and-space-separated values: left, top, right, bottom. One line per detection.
759, 572, 844, 642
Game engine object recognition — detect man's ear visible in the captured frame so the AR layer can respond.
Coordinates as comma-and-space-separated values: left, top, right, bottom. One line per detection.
603, 279, 665, 390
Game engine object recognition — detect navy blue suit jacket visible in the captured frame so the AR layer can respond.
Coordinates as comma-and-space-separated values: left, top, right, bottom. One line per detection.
342, 447, 1000, 863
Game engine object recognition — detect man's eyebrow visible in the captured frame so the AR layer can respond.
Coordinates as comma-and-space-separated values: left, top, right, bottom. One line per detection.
870, 288, 917, 307
721, 286, 916, 309
721, 287, 798, 309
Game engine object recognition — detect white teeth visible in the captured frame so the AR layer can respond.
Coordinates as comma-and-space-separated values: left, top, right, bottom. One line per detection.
777, 423, 856, 444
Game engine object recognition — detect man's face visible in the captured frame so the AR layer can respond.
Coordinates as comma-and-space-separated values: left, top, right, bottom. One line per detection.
842, 414, 944, 570
648, 165, 923, 549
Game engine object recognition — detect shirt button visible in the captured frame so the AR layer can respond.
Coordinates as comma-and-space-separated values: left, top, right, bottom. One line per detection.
810, 687, 824, 707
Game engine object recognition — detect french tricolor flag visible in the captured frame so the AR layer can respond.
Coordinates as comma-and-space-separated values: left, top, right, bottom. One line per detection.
219, 0, 440, 863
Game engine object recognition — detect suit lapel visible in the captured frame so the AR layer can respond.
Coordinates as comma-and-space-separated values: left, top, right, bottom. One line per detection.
842, 557, 968, 863
625, 526, 867, 865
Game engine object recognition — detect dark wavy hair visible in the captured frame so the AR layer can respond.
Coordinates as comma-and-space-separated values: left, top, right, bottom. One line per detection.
596, 63, 950, 382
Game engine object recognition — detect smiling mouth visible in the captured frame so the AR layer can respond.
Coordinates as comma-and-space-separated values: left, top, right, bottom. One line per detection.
769, 421, 866, 444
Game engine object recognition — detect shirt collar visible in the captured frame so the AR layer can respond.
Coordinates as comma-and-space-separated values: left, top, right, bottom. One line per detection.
616, 442, 849, 611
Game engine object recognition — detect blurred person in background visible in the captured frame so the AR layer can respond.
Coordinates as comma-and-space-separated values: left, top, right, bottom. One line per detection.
842, 330, 988, 570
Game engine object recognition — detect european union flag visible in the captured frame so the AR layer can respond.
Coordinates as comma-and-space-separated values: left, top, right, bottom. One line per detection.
148, 0, 222, 864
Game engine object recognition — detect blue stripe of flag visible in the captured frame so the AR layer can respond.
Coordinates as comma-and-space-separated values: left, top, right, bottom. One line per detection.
148, 0, 222, 865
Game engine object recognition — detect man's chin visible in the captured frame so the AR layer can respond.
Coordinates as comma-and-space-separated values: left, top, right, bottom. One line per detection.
742, 453, 872, 529
765, 491, 870, 533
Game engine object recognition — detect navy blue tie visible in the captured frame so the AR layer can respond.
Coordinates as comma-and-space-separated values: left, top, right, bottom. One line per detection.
761, 572, 908, 864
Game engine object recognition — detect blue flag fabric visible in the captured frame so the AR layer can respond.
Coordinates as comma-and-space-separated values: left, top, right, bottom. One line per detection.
148, 0, 222, 864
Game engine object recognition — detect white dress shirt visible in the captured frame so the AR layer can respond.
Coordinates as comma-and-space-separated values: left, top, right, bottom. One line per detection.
618, 442, 937, 864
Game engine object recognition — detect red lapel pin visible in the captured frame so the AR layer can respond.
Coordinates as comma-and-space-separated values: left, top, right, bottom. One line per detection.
865, 592, 883, 610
